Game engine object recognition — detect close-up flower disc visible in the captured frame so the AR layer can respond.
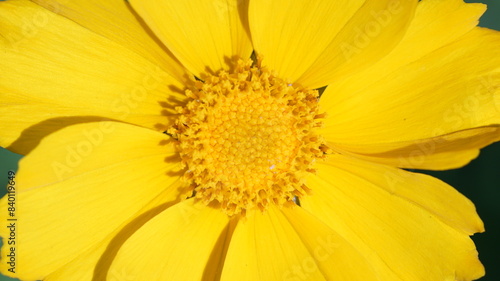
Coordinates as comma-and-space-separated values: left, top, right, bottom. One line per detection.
0, 0, 498, 280
170, 59, 328, 216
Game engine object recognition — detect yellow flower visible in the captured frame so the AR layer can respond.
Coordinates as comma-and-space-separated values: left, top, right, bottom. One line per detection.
1, 0, 499, 280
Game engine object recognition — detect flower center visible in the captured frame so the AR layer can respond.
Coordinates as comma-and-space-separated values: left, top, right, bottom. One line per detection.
169, 59, 328, 216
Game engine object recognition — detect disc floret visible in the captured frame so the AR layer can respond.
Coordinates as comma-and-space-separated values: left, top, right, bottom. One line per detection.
169, 59, 328, 216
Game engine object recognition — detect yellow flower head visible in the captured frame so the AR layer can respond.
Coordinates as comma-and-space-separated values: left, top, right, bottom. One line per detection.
0, 0, 499, 280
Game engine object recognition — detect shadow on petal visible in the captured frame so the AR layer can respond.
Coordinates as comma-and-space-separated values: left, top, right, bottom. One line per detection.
92, 201, 177, 281
7, 116, 118, 155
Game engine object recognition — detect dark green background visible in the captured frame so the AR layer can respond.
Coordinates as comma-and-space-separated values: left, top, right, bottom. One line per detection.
0, 1, 499, 280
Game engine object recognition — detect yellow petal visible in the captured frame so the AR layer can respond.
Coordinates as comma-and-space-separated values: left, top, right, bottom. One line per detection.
31, 0, 188, 82
0, 0, 186, 155
43, 179, 184, 281
221, 207, 326, 281
107, 200, 230, 281
280, 207, 379, 280
296, 0, 418, 88
0, 122, 182, 280
301, 155, 484, 281
320, 27, 500, 170
249, 0, 365, 83
128, 0, 253, 78
321, 0, 486, 92
333, 126, 500, 170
